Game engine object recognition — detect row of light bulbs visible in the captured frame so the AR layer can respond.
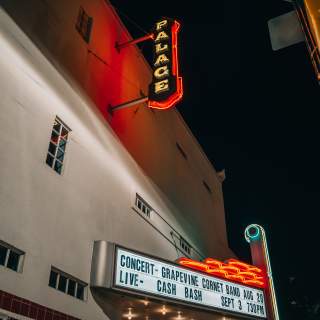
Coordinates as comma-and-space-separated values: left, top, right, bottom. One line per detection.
125, 306, 185, 320
124, 303, 229, 320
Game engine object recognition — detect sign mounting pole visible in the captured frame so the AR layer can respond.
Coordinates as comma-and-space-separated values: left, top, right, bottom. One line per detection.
245, 224, 280, 320
108, 96, 148, 115
115, 33, 154, 52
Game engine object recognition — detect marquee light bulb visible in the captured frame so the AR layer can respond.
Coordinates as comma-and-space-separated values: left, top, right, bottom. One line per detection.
161, 306, 167, 315
128, 308, 132, 320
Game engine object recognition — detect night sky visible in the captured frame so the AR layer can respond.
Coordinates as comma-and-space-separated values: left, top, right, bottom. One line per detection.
110, 0, 320, 318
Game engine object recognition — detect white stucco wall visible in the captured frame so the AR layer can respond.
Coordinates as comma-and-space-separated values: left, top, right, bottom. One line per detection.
0, 9, 206, 320
1, 0, 233, 259
0, 2, 235, 319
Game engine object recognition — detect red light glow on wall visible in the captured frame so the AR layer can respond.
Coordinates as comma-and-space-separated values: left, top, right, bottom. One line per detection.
177, 257, 265, 289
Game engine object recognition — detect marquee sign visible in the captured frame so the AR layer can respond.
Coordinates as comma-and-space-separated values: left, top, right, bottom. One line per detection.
148, 18, 183, 110
112, 246, 267, 319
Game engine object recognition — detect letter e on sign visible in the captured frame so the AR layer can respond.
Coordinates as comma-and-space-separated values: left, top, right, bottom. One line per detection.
155, 80, 169, 94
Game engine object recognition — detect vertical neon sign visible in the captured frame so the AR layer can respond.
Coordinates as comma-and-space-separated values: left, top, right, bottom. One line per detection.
148, 18, 183, 110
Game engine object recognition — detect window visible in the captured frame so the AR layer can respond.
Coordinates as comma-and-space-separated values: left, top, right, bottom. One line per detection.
76, 283, 85, 300
46, 117, 70, 175
135, 194, 152, 218
67, 279, 76, 296
176, 142, 187, 160
48, 267, 87, 301
203, 180, 212, 194
58, 274, 67, 292
76, 7, 93, 43
179, 236, 191, 255
49, 269, 58, 288
0, 241, 24, 273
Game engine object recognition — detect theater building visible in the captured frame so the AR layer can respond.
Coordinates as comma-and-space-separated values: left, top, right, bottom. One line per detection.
0, 1, 267, 320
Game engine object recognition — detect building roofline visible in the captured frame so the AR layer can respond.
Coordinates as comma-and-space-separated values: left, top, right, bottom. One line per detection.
104, 0, 153, 74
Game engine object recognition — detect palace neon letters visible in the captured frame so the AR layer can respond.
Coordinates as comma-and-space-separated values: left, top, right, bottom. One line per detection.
148, 18, 183, 109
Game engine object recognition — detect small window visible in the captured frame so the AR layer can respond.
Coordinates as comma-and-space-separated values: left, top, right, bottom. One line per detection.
6, 251, 20, 272
58, 274, 67, 292
135, 194, 152, 218
203, 180, 212, 194
0, 246, 8, 266
67, 279, 76, 296
179, 236, 191, 255
48, 267, 87, 301
76, 283, 85, 300
76, 7, 93, 43
176, 143, 187, 160
49, 269, 58, 288
0, 241, 24, 273
46, 117, 71, 175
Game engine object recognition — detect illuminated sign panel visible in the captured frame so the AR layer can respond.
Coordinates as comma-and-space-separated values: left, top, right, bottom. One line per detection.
113, 246, 267, 319
148, 18, 183, 110
178, 257, 265, 288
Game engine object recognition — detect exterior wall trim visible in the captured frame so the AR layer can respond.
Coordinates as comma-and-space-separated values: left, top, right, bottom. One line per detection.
0, 290, 80, 320
0, 307, 34, 320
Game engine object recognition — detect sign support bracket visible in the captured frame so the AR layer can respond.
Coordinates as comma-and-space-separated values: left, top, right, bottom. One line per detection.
115, 34, 154, 52
108, 96, 148, 115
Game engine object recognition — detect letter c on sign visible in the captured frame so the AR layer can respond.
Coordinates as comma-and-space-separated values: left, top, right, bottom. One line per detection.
154, 65, 169, 79
120, 255, 125, 267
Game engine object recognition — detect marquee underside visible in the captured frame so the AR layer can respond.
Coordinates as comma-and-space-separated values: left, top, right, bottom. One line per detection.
91, 287, 243, 320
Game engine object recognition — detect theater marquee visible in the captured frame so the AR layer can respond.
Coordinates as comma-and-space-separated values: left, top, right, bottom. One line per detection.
110, 245, 266, 319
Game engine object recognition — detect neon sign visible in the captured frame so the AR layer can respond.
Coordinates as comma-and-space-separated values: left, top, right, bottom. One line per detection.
148, 18, 183, 110
177, 257, 265, 289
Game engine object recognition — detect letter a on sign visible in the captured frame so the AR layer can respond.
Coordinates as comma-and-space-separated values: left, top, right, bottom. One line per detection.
148, 18, 183, 110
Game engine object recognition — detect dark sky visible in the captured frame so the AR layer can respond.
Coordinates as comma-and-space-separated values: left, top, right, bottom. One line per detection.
110, 0, 320, 318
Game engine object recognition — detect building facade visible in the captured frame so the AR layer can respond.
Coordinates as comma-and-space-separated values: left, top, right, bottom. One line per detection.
0, 1, 235, 320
